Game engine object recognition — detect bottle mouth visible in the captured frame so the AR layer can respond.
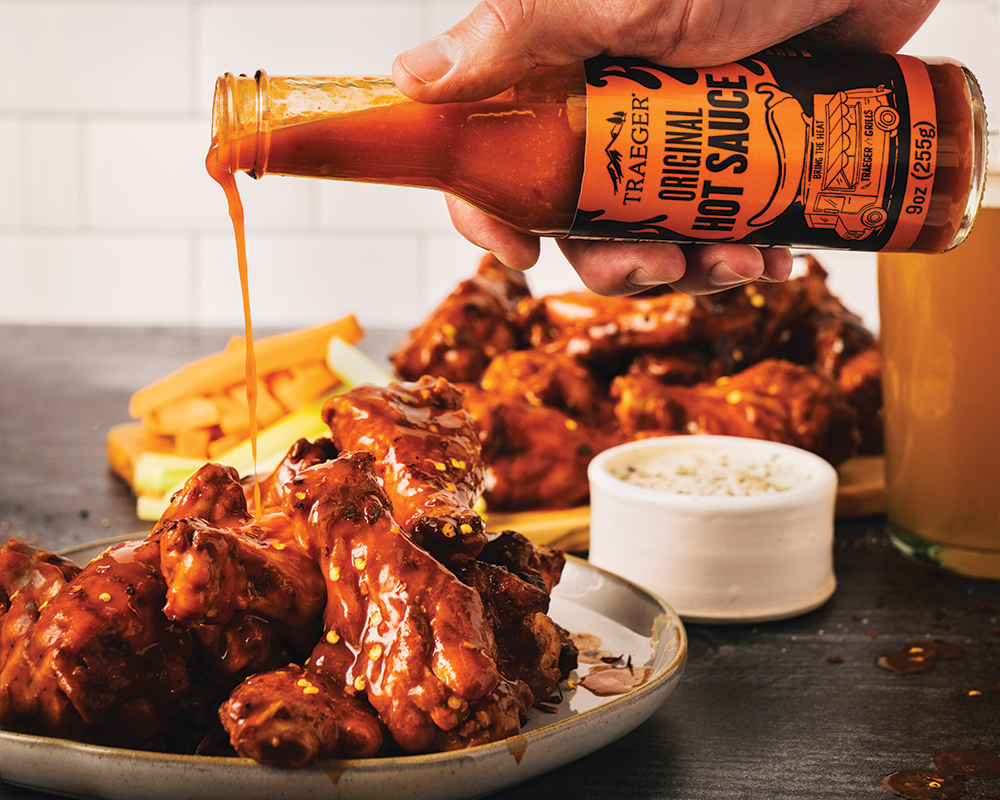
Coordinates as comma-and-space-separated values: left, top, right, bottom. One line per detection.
210, 70, 271, 178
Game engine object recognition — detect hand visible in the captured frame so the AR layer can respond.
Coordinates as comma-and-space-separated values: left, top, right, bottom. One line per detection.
392, 0, 939, 295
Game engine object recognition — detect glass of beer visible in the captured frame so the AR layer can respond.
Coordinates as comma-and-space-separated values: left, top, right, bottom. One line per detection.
878, 197, 1000, 578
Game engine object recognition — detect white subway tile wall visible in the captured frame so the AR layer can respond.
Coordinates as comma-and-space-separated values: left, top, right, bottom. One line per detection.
1, 0, 997, 331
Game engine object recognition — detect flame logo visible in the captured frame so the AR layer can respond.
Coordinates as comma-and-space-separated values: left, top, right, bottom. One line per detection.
604, 111, 626, 194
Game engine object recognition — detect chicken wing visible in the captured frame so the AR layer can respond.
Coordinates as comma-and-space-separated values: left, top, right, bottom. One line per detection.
322, 376, 487, 563
157, 463, 326, 679
479, 531, 566, 594
0, 536, 193, 746
837, 347, 883, 454
454, 560, 565, 707
479, 349, 614, 427
613, 358, 860, 465
789, 255, 879, 381
0, 540, 81, 670
248, 436, 339, 512
391, 253, 530, 383
220, 663, 384, 765
283, 451, 507, 753
517, 284, 796, 379
461, 383, 625, 511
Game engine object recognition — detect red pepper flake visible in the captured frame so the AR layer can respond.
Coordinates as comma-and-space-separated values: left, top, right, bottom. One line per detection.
868, 630, 880, 638
827, 655, 844, 664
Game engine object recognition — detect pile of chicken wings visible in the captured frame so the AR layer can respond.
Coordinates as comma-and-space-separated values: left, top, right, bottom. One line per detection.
0, 378, 576, 764
392, 254, 882, 512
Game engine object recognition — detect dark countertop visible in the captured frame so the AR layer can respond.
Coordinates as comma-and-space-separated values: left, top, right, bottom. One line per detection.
2, 325, 999, 800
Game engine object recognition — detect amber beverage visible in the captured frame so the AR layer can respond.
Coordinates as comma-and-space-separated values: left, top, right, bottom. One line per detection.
878, 201, 1000, 577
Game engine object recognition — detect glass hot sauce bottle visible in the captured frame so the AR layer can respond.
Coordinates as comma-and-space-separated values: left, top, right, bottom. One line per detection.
209, 49, 987, 254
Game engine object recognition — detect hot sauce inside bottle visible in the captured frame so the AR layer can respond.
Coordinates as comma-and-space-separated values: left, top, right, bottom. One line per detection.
209, 48, 987, 253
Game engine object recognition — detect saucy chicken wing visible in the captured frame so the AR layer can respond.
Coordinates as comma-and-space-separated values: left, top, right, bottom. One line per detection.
789, 255, 879, 381
157, 463, 326, 678
323, 376, 487, 563
460, 383, 625, 511
283, 451, 508, 753
518, 283, 799, 379
837, 347, 883, 454
613, 358, 859, 466
454, 560, 565, 707
248, 436, 340, 512
158, 463, 323, 629
391, 253, 530, 384
0, 536, 193, 746
479, 349, 613, 427
0, 540, 81, 670
220, 663, 384, 765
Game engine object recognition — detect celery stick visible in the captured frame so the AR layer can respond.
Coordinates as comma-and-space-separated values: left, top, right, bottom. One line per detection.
133, 452, 206, 498
211, 395, 333, 478
327, 337, 394, 386
137, 494, 170, 522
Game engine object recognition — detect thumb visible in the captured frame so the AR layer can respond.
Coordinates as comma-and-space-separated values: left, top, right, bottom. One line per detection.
391, 0, 600, 102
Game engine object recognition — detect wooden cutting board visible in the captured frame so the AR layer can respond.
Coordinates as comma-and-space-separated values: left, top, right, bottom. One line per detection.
485, 455, 886, 553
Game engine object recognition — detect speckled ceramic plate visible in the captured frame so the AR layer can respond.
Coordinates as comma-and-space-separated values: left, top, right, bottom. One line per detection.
0, 538, 686, 800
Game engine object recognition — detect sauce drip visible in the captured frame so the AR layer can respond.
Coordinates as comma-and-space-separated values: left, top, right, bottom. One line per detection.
570, 632, 623, 665
206, 145, 261, 518
579, 663, 653, 697
882, 749, 1000, 799
880, 769, 967, 800
933, 749, 1000, 779
569, 632, 652, 697
876, 640, 965, 675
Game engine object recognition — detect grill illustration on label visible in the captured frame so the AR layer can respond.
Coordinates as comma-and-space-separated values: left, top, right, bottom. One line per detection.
802, 87, 900, 239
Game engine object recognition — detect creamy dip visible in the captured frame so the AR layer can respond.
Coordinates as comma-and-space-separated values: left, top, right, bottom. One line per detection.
609, 448, 813, 496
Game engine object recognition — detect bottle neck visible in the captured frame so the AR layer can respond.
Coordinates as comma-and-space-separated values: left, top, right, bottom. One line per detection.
209, 65, 587, 234
210, 71, 415, 180
210, 72, 267, 178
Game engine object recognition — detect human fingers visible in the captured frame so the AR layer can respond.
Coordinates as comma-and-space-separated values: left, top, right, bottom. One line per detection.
662, 243, 791, 295
757, 247, 795, 283
556, 239, 688, 296
392, 0, 867, 104
557, 240, 793, 297
392, 0, 598, 102
799, 0, 942, 53
445, 195, 541, 271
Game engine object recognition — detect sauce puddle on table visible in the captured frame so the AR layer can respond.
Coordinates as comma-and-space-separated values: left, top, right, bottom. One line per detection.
876, 640, 966, 675
882, 749, 1000, 799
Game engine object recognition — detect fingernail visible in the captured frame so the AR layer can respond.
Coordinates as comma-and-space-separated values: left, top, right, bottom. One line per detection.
628, 267, 666, 287
706, 261, 748, 287
398, 36, 455, 84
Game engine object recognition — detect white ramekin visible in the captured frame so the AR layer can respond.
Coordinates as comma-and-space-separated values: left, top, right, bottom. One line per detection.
587, 435, 839, 624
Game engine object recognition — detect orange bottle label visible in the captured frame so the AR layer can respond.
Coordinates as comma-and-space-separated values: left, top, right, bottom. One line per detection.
571, 51, 938, 251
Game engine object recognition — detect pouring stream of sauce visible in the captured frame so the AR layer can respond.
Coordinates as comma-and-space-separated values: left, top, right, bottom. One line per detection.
206, 147, 261, 517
